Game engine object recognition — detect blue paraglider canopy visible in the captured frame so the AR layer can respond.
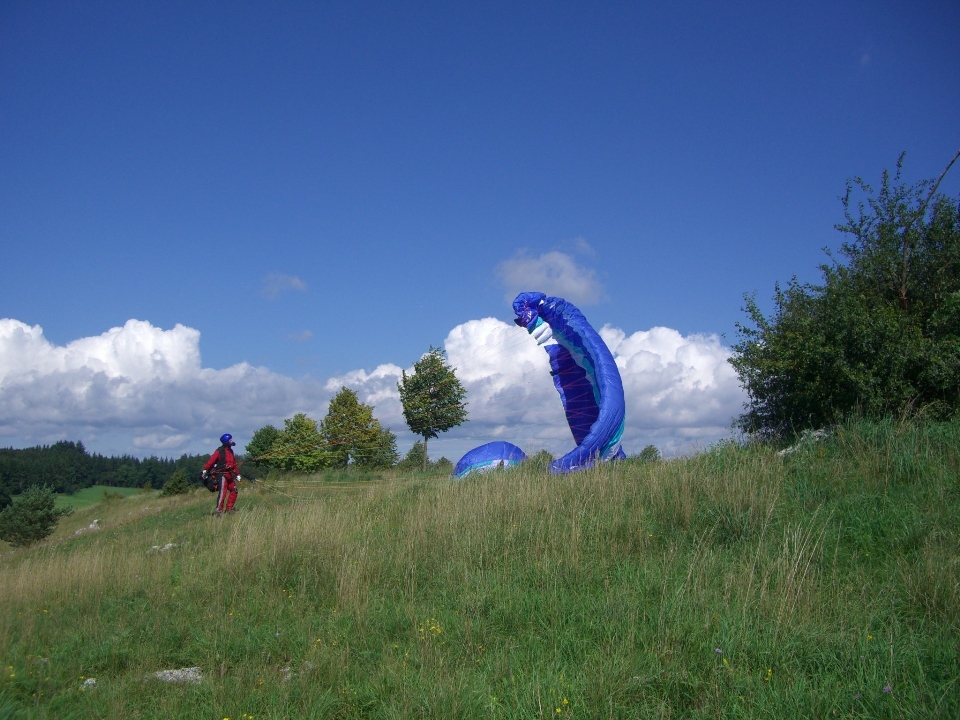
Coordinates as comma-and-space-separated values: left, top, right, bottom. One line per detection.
453, 441, 527, 479
453, 291, 626, 477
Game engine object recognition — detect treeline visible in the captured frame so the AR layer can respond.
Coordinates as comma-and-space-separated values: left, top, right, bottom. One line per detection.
247, 388, 401, 471
0, 440, 208, 502
247, 387, 456, 473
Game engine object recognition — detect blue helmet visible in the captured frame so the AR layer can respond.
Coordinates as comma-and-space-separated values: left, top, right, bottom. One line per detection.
220, 433, 234, 445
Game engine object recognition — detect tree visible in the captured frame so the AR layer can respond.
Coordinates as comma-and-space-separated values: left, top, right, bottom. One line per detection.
397, 346, 468, 470
432, 456, 453, 473
246, 424, 281, 469
271, 413, 327, 472
527, 449, 554, 471
730, 152, 960, 439
320, 387, 399, 469
396, 441, 451, 472
161, 469, 191, 496
360, 422, 399, 469
397, 441, 427, 471
638, 445, 661, 462
0, 485, 73, 548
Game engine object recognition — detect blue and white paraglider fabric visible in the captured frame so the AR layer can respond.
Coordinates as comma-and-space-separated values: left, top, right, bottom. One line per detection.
453, 291, 626, 477
452, 441, 527, 479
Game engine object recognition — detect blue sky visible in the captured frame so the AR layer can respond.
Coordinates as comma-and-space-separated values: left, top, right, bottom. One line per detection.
1, 1, 958, 459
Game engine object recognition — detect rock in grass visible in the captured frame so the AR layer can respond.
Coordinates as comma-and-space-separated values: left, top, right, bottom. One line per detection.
148, 667, 202, 684
147, 542, 176, 553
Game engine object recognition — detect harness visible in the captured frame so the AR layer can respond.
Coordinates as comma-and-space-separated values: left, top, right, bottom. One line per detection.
213, 444, 232, 474
201, 444, 233, 492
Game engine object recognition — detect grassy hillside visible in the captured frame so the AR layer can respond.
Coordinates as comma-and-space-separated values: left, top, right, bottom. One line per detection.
1, 419, 958, 718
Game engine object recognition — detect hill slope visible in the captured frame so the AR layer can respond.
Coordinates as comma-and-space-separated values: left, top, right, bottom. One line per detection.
1, 419, 959, 718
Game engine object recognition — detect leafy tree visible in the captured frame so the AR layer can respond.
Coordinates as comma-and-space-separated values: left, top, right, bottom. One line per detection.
396, 442, 451, 472
0, 485, 73, 548
432, 456, 453, 473
360, 422, 399, 469
246, 424, 281, 468
271, 413, 327, 472
731, 152, 960, 439
396, 441, 427, 471
526, 449, 554, 471
0, 486, 10, 511
321, 387, 399, 469
638, 445, 661, 462
397, 346, 468, 470
161, 469, 191, 496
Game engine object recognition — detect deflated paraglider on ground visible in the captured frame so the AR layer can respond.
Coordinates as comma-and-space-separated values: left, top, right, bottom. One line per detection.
453, 292, 626, 478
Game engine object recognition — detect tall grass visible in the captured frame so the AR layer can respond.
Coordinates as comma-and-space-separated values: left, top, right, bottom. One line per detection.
1, 418, 958, 718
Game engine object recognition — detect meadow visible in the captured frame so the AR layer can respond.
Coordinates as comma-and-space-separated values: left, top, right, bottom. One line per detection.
53, 485, 147, 511
1, 418, 958, 718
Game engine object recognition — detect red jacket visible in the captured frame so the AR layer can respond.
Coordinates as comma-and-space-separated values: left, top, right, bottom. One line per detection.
204, 445, 239, 481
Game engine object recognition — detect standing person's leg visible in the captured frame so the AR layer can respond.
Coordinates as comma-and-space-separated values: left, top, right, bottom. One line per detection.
216, 476, 228, 515
226, 480, 238, 512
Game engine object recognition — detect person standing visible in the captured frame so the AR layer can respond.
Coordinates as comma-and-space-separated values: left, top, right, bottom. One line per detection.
203, 433, 241, 516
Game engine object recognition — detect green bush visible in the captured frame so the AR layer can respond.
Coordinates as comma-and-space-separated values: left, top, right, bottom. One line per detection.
0, 485, 73, 548
526, 449, 555, 471
432, 456, 453, 472
161, 469, 192, 496
638, 444, 661, 462
731, 153, 960, 439
100, 489, 126, 503
396, 442, 453, 472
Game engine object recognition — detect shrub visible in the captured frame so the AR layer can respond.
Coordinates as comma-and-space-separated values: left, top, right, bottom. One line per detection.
526, 449, 555, 471
397, 441, 427, 471
731, 153, 960, 438
638, 444, 661, 462
0, 485, 73, 548
161, 469, 192, 496
397, 442, 452, 472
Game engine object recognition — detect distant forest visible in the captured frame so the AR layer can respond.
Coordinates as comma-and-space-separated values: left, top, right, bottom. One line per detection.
0, 441, 210, 502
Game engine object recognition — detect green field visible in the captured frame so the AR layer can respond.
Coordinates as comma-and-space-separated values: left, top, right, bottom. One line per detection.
53, 485, 150, 511
1, 419, 959, 718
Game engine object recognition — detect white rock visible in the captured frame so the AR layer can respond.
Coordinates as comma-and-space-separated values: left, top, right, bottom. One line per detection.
149, 667, 202, 684
147, 543, 177, 553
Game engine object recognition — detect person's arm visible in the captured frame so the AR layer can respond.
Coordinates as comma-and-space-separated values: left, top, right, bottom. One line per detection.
203, 449, 220, 472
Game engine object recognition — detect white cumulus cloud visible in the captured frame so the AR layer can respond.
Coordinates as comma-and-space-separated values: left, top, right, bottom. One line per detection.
600, 325, 746, 455
496, 251, 605, 306
0, 314, 745, 460
336, 318, 745, 461
0, 318, 329, 454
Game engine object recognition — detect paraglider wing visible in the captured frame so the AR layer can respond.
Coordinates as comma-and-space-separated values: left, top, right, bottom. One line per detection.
453, 441, 527, 479
513, 292, 626, 473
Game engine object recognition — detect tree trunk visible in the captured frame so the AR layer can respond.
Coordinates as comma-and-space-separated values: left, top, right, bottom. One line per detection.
422, 436, 428, 472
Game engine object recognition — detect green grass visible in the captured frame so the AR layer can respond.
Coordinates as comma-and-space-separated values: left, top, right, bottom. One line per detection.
53, 485, 149, 511
1, 418, 959, 718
